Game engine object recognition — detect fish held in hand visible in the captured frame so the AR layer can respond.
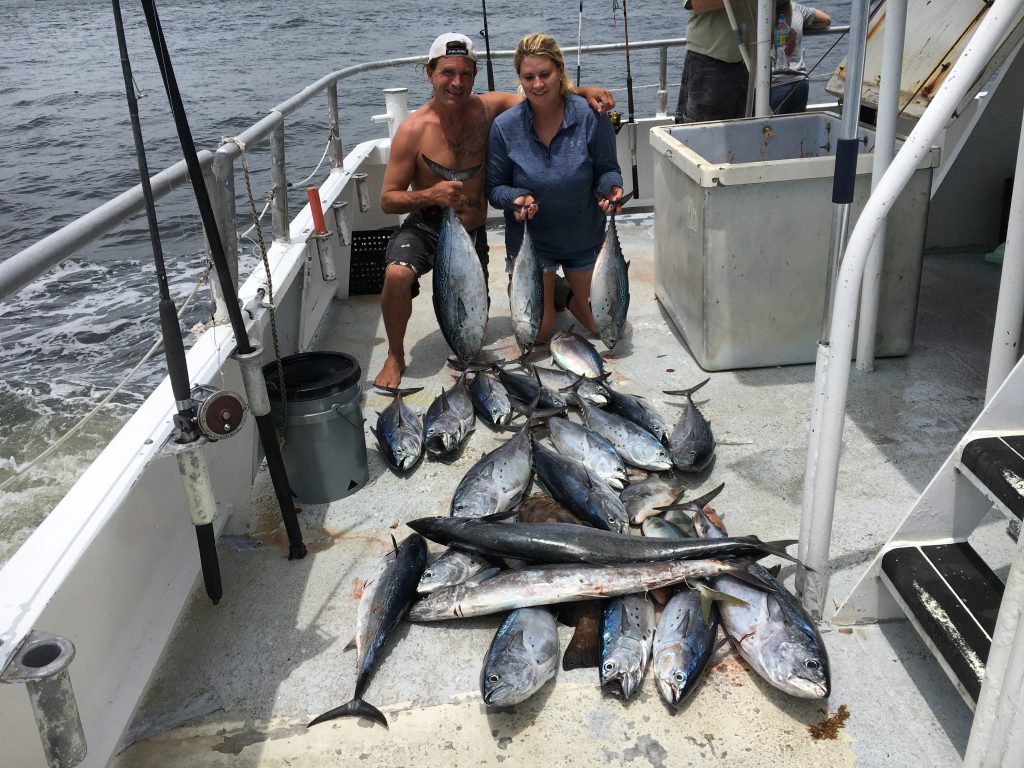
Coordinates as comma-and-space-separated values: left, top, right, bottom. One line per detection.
589, 208, 630, 350
423, 154, 488, 364
509, 220, 544, 356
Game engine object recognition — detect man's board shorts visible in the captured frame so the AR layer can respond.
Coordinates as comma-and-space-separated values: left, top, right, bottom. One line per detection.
384, 207, 489, 298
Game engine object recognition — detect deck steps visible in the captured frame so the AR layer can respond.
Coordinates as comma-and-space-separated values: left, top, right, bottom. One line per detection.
879, 543, 1004, 704
958, 434, 1024, 524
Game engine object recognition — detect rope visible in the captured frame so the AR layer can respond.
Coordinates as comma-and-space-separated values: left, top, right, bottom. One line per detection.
0, 268, 211, 491
292, 131, 334, 187
219, 136, 288, 428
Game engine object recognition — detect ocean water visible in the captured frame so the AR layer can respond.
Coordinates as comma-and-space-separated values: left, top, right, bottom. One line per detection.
0, 0, 852, 563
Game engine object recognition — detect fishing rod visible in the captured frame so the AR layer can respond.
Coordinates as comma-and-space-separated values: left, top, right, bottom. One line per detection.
111, 0, 221, 603
481, 0, 495, 91
621, 0, 639, 198
139, 0, 307, 562
576, 0, 583, 87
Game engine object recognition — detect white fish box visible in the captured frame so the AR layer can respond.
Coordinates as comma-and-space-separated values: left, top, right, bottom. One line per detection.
650, 113, 939, 371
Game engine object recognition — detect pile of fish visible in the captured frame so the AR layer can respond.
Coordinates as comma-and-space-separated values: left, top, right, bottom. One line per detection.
330, 330, 829, 730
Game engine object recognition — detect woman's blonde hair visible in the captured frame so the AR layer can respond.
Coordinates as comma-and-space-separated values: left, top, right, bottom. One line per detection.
514, 33, 574, 96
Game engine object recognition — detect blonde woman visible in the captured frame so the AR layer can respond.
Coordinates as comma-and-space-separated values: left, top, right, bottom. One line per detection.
486, 33, 624, 343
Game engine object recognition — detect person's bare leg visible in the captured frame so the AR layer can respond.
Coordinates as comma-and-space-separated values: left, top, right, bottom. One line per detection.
565, 268, 598, 335
537, 271, 558, 343
373, 264, 416, 389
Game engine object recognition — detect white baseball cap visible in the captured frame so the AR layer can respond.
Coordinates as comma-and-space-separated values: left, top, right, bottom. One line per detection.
427, 33, 477, 63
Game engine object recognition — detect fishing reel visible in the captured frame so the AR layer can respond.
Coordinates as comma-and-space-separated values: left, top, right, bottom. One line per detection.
609, 111, 623, 135
190, 385, 248, 441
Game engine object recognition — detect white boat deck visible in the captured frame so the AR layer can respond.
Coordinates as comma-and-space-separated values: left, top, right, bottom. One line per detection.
112, 220, 1011, 767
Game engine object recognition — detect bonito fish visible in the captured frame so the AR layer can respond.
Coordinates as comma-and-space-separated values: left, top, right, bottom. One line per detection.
423, 154, 488, 363
694, 509, 830, 699
450, 409, 534, 518
508, 219, 543, 356
550, 328, 606, 379
469, 371, 513, 428
600, 593, 655, 699
308, 534, 427, 728
481, 606, 558, 706
407, 557, 752, 620
370, 387, 424, 473
589, 206, 630, 350
664, 378, 716, 473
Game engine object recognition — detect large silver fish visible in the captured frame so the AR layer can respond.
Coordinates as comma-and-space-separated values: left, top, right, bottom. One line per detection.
576, 396, 672, 471
600, 594, 655, 699
423, 155, 488, 363
308, 534, 427, 728
407, 557, 752, 620
509, 219, 543, 356
589, 208, 630, 350
547, 416, 629, 491
423, 388, 466, 458
664, 378, 716, 473
481, 607, 558, 706
694, 510, 830, 699
550, 328, 606, 379
450, 415, 534, 518
370, 387, 424, 473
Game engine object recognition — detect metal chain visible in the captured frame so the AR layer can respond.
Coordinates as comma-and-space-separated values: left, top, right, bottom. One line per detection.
219, 137, 288, 429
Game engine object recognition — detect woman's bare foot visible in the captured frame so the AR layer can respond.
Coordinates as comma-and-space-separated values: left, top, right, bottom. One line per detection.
373, 353, 406, 389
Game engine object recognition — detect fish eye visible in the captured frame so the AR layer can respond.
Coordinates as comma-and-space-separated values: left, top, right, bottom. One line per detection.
603, 661, 615, 672
805, 659, 820, 670
423, 570, 434, 578
487, 674, 500, 684
688, 450, 696, 457
674, 671, 685, 682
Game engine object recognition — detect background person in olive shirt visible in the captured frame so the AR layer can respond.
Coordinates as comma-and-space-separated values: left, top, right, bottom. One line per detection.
675, 0, 792, 123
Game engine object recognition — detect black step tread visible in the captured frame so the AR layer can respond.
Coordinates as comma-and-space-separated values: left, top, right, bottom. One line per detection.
961, 435, 1024, 521
881, 543, 1004, 702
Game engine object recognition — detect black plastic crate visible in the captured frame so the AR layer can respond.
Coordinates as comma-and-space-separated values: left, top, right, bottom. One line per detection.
348, 227, 396, 295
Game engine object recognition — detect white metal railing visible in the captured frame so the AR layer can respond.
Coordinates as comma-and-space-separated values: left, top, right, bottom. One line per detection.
797, 0, 1024, 614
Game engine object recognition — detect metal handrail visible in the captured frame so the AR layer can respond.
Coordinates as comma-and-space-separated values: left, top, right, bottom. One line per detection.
0, 26, 851, 304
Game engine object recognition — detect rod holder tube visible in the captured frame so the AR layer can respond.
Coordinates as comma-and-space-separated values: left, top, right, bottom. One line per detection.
176, 448, 217, 526
353, 173, 370, 213
656, 46, 668, 117
1, 631, 87, 768
312, 233, 337, 281
332, 199, 351, 246
235, 343, 271, 417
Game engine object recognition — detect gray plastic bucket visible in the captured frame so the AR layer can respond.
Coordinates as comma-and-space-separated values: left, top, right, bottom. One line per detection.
263, 352, 368, 504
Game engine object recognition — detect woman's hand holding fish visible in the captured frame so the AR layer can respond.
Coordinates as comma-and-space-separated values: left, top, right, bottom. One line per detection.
513, 194, 538, 221
598, 185, 624, 215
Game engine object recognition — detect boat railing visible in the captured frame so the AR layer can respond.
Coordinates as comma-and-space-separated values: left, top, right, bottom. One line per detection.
0, 26, 852, 308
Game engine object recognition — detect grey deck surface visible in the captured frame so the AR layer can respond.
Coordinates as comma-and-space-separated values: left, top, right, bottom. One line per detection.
114, 220, 1009, 766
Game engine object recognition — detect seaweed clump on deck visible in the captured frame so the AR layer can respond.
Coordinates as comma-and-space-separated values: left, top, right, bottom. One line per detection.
808, 704, 850, 740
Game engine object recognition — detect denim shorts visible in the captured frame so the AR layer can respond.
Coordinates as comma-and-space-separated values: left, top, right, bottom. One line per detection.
539, 250, 598, 274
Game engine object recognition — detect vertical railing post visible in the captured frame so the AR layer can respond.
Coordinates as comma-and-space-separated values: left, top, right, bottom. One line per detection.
657, 46, 669, 118
328, 82, 344, 169
270, 120, 289, 243
203, 152, 238, 324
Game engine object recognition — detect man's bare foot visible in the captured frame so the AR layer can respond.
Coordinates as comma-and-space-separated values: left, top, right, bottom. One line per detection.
374, 354, 406, 389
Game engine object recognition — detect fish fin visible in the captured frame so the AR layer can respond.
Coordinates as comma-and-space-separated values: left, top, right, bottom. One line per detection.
421, 154, 482, 183
662, 378, 711, 398
712, 636, 731, 656
375, 385, 424, 397
308, 697, 388, 729
479, 509, 518, 522
694, 582, 748, 623
343, 637, 356, 652
562, 620, 600, 670
767, 563, 782, 578
725, 560, 779, 592
691, 481, 726, 509
369, 426, 378, 440
390, 534, 399, 555
754, 538, 804, 567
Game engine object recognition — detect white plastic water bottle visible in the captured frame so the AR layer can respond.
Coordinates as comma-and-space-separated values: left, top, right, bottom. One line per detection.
773, 13, 791, 67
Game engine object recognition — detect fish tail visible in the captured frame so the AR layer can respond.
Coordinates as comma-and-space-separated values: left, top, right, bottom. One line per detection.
725, 560, 779, 592
756, 538, 803, 566
307, 697, 388, 729
421, 154, 482, 182
694, 582, 747, 624
662, 377, 711, 399
562, 621, 600, 671
375, 385, 424, 397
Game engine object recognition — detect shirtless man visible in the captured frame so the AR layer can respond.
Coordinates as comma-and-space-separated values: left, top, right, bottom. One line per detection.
373, 32, 614, 388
